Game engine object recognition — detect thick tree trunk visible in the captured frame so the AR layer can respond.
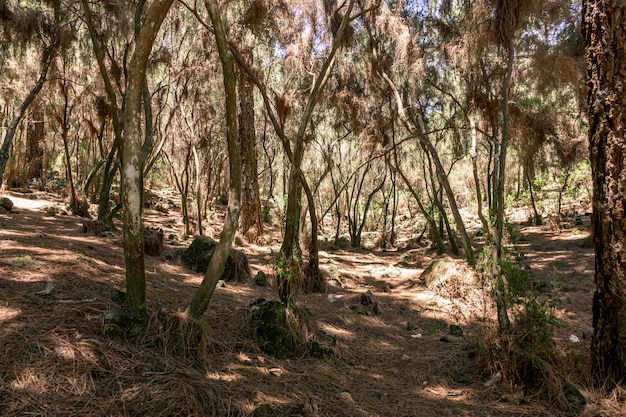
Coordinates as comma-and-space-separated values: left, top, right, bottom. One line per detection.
25, 103, 44, 181
583, 0, 626, 384
121, 0, 174, 331
237, 44, 263, 238
186, 0, 241, 318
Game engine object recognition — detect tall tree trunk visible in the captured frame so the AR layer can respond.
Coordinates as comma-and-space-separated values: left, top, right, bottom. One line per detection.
491, 40, 515, 334
237, 42, 263, 239
121, 0, 174, 332
25, 103, 44, 182
186, 0, 241, 318
583, 0, 626, 384
0, 47, 54, 187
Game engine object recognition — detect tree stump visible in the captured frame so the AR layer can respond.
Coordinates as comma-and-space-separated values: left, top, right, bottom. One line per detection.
81, 220, 109, 236
144, 227, 164, 256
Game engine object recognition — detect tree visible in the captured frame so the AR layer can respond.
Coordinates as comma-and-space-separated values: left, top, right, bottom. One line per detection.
185, 0, 241, 319
0, 2, 60, 187
119, 0, 174, 330
583, 0, 626, 384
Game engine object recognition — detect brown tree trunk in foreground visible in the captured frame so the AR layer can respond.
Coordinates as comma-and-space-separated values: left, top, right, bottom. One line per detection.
583, 0, 626, 384
121, 0, 174, 331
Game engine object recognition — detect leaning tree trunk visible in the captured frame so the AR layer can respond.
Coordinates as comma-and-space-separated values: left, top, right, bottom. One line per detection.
583, 0, 626, 384
0, 47, 54, 187
121, 0, 174, 332
186, 0, 241, 319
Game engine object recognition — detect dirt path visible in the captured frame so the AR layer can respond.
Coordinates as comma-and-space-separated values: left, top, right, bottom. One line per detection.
0, 191, 599, 416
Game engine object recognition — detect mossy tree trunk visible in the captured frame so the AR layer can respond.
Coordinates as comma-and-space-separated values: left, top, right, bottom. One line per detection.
186, 0, 241, 319
121, 0, 174, 331
583, 0, 626, 384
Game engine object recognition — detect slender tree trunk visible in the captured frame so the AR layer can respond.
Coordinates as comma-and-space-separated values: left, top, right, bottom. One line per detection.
470, 117, 491, 238
583, 0, 626, 384
191, 143, 204, 235
491, 40, 515, 334
0, 47, 54, 187
186, 0, 241, 318
121, 0, 174, 331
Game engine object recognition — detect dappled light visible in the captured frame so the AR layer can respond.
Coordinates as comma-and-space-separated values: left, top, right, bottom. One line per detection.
2, 0, 623, 413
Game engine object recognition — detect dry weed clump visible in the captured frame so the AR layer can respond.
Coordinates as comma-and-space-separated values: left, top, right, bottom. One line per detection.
143, 310, 213, 364
475, 299, 587, 413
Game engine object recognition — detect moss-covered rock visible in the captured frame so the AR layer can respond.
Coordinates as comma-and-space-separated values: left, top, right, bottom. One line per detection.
252, 301, 294, 358
254, 271, 268, 286
181, 236, 250, 281
0, 197, 14, 212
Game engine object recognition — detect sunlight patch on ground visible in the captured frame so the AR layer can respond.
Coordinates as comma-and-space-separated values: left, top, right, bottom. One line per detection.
318, 323, 355, 340
0, 305, 21, 321
205, 371, 244, 382
9, 368, 48, 393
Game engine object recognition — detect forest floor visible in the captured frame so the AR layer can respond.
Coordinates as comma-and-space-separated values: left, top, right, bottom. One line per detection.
0, 189, 619, 416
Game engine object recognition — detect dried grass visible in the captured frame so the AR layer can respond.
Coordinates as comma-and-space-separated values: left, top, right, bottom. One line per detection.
0, 197, 617, 417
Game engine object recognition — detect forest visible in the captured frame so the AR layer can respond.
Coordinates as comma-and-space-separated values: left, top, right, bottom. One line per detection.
1, 0, 625, 416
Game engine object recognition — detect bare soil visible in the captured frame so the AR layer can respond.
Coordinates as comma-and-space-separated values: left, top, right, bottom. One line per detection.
0, 190, 612, 416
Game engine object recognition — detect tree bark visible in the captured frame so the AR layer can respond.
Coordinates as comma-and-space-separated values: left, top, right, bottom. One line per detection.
186, 0, 241, 318
237, 42, 263, 238
121, 0, 174, 331
583, 0, 626, 384
25, 103, 44, 182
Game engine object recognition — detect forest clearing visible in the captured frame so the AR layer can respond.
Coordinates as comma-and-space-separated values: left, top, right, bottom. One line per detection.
0, 190, 607, 416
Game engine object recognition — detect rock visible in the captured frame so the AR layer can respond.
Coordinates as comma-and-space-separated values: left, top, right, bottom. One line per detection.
0, 206, 7, 214
407, 321, 417, 331
254, 271, 268, 286
449, 325, 463, 337
181, 236, 250, 281
252, 301, 294, 358
0, 197, 13, 212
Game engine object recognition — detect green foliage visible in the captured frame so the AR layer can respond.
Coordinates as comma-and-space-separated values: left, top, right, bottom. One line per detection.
13, 255, 34, 267
500, 257, 530, 299
31, 170, 67, 194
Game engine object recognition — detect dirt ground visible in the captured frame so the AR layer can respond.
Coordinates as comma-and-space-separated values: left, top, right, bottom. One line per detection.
0, 189, 616, 416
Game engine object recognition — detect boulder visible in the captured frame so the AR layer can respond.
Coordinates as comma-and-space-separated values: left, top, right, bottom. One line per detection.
0, 197, 13, 212
252, 301, 294, 358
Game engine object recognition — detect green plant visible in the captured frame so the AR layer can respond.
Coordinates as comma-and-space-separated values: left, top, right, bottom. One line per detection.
13, 255, 34, 267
